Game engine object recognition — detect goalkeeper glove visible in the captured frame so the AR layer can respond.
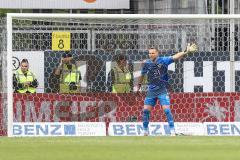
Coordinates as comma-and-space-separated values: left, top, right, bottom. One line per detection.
184, 43, 198, 55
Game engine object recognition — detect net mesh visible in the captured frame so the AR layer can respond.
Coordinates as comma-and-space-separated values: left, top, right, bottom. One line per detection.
0, 17, 7, 136
1, 15, 240, 136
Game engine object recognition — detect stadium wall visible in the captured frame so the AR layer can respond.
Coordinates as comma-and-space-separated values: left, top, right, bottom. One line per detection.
10, 50, 240, 93
1, 92, 240, 136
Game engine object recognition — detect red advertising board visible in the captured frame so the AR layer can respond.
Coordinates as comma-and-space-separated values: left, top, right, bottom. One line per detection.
0, 92, 240, 136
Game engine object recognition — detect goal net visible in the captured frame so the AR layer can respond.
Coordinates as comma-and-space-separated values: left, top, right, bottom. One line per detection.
1, 14, 240, 136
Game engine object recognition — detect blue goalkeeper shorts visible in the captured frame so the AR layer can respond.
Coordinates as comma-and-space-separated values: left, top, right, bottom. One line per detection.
144, 93, 170, 106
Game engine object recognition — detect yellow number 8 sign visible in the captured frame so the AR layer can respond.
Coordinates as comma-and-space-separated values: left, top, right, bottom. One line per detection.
52, 32, 71, 51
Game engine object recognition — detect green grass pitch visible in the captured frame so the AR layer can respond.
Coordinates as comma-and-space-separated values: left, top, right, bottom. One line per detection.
0, 136, 240, 160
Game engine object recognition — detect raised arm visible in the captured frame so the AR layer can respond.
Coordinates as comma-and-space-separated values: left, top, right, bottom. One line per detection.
55, 58, 63, 75
172, 43, 198, 61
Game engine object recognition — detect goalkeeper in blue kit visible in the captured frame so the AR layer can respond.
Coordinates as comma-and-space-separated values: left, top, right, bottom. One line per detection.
137, 43, 198, 136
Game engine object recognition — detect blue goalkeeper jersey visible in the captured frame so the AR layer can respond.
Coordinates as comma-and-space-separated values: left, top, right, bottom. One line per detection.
141, 56, 174, 97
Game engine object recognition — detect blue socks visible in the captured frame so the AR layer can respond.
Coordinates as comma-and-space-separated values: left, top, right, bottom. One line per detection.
143, 108, 174, 134
143, 109, 150, 130
164, 108, 175, 129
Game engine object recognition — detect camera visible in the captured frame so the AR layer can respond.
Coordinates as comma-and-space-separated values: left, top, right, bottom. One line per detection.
69, 82, 78, 90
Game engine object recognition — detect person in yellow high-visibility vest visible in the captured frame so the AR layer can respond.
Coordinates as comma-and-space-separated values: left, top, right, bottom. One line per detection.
54, 53, 81, 94
13, 59, 38, 93
108, 54, 132, 93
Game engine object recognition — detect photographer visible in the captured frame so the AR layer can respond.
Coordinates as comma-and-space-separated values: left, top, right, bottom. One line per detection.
107, 54, 132, 93
13, 59, 38, 93
54, 53, 81, 94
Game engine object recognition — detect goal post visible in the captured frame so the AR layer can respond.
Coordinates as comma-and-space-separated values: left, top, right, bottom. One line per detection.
7, 14, 13, 137
3, 13, 240, 137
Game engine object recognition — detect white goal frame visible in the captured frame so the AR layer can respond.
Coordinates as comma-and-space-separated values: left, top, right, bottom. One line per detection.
6, 13, 240, 137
